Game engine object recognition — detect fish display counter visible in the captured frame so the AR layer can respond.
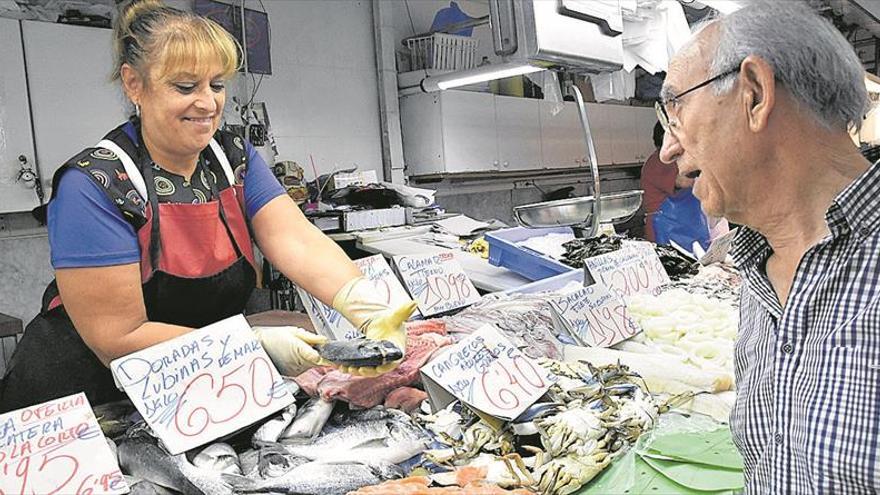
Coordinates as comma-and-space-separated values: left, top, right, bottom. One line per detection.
60, 233, 744, 495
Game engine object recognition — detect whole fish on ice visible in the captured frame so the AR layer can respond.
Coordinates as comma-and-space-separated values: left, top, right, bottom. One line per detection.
225, 460, 404, 495
280, 407, 430, 465
117, 427, 241, 495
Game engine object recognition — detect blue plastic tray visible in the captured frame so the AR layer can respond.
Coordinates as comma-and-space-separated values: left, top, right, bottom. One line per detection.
485, 226, 577, 281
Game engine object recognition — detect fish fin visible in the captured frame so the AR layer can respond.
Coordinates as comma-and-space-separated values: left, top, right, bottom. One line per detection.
220, 473, 256, 491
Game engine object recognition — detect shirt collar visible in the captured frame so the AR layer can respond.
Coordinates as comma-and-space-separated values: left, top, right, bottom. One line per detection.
730, 158, 880, 270
830, 158, 880, 237
730, 226, 771, 271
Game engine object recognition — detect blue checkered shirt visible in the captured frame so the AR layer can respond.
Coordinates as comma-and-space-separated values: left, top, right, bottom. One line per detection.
730, 159, 880, 493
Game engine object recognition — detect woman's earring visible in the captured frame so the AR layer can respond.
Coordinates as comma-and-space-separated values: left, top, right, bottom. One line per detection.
135, 103, 141, 118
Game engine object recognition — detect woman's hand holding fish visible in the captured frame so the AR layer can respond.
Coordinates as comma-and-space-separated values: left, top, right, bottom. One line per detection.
253, 326, 329, 377
332, 277, 418, 376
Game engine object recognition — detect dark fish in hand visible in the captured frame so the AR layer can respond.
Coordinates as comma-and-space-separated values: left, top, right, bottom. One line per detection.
318, 339, 403, 367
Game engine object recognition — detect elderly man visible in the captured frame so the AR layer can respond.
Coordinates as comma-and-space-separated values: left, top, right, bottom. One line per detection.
658, 2, 877, 493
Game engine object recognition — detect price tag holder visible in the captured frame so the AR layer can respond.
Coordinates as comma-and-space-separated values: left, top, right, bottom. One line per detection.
420, 325, 555, 421
584, 244, 670, 299
549, 283, 642, 347
394, 252, 481, 317
699, 228, 739, 266
110, 315, 294, 455
298, 255, 418, 341
0, 393, 128, 495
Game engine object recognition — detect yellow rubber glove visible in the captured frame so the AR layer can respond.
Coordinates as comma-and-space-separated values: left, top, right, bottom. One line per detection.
332, 276, 419, 377
252, 326, 328, 377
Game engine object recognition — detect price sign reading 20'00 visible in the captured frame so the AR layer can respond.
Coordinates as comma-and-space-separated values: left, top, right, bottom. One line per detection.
394, 252, 481, 317
584, 245, 670, 299
110, 315, 294, 455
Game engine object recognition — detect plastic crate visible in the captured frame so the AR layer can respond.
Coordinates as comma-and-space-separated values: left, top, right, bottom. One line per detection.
485, 226, 578, 281
406, 33, 478, 71
506, 269, 586, 295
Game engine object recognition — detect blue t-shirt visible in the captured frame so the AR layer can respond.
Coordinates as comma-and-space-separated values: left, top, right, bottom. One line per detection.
48, 138, 284, 269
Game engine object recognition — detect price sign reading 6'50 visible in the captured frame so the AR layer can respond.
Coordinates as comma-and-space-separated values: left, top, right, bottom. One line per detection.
111, 315, 295, 455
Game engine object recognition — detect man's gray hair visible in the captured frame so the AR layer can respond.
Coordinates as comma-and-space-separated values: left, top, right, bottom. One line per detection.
707, 1, 870, 132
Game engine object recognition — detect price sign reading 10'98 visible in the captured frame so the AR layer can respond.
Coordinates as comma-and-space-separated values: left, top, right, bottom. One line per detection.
394, 252, 481, 317
110, 315, 294, 455
421, 325, 555, 420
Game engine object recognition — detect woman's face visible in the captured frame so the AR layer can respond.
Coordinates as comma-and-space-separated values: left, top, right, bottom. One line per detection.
125, 63, 227, 163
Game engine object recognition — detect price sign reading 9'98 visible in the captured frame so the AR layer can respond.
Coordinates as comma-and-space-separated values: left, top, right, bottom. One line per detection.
394, 252, 481, 317
421, 325, 554, 420
584, 245, 670, 299
0, 393, 128, 495
110, 315, 294, 455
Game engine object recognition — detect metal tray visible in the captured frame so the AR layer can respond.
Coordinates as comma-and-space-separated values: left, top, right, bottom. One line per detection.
514, 190, 643, 228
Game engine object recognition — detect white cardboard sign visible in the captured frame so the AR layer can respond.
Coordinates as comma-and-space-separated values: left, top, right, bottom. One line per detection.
110, 315, 294, 455
298, 255, 417, 341
0, 393, 129, 495
584, 244, 670, 299
699, 228, 739, 266
394, 252, 480, 317
549, 283, 642, 347
421, 325, 554, 421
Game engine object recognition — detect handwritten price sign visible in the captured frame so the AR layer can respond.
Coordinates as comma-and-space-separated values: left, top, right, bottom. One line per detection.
110, 315, 294, 454
584, 244, 670, 299
298, 255, 417, 341
394, 252, 480, 317
550, 284, 641, 347
0, 393, 128, 495
421, 325, 554, 420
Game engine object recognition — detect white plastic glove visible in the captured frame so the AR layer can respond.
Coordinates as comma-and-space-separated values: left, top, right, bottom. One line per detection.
252, 326, 328, 377
332, 276, 418, 377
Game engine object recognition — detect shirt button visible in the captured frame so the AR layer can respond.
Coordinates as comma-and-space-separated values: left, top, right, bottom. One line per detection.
774, 433, 783, 445
781, 342, 794, 354
860, 226, 872, 237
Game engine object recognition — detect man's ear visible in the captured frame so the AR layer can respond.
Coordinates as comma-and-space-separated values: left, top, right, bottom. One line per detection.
739, 55, 776, 133
120, 64, 144, 106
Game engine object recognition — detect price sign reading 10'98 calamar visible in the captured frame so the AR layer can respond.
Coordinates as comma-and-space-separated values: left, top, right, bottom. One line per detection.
394, 252, 481, 317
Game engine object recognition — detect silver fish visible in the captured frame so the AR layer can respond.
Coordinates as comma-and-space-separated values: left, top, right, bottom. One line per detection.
128, 479, 179, 495
278, 397, 335, 444
281, 407, 429, 465
238, 449, 261, 478
118, 431, 241, 495
253, 403, 297, 446
225, 460, 403, 495
192, 443, 241, 475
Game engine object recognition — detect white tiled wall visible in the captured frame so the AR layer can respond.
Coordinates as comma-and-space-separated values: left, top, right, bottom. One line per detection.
244, 0, 383, 178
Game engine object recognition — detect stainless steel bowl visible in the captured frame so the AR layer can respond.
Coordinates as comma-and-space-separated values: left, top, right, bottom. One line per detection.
514, 190, 643, 228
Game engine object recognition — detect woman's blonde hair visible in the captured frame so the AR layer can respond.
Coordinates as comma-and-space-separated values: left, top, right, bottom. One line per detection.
113, 0, 240, 84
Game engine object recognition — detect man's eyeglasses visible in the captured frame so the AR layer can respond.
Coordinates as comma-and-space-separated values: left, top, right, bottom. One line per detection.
655, 66, 740, 133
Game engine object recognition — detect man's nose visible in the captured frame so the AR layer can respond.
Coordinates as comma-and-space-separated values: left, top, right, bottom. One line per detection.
659, 131, 683, 165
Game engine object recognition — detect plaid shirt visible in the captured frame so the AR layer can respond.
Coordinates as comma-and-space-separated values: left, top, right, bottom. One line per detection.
730, 159, 880, 493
